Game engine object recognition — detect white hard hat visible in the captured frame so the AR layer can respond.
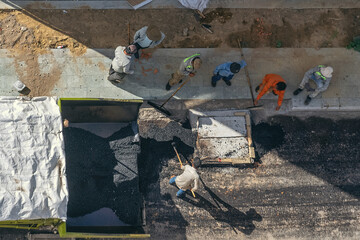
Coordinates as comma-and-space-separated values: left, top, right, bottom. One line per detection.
320, 66, 333, 78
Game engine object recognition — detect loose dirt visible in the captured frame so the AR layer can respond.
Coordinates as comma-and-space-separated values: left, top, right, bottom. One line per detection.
7, 7, 360, 49
0, 8, 359, 96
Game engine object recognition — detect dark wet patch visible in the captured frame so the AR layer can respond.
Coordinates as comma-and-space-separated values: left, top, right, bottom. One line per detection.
252, 122, 285, 150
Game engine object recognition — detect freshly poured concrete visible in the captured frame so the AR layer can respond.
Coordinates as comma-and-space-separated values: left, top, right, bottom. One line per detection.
1, 48, 360, 110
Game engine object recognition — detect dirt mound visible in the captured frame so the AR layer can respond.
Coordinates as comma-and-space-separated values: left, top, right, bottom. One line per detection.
0, 11, 87, 97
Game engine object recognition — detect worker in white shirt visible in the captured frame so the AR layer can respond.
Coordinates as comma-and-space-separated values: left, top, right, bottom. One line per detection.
169, 157, 201, 198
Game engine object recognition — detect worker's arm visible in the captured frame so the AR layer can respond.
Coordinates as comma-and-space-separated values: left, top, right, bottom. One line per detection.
276, 91, 285, 110
133, 26, 147, 43
238, 60, 247, 69
311, 77, 331, 98
192, 176, 200, 192
255, 78, 271, 101
122, 60, 133, 74
213, 63, 228, 75
151, 32, 166, 47
317, 77, 331, 92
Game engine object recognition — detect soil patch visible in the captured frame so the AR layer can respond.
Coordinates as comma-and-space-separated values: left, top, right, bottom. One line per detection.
5, 8, 359, 49
0, 11, 86, 96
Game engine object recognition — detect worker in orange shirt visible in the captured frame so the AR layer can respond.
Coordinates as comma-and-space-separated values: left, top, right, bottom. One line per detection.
253, 74, 287, 111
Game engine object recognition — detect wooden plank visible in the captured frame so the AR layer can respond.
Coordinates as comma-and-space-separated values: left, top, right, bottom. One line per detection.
127, 0, 152, 9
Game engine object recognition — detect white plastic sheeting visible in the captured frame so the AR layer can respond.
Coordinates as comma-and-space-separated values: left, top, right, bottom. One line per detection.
178, 0, 209, 12
0, 97, 68, 221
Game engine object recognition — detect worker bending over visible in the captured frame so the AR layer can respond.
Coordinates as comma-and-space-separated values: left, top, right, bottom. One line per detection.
133, 25, 165, 58
169, 158, 201, 198
293, 65, 333, 105
108, 45, 137, 83
254, 74, 287, 111
211, 60, 247, 87
166, 54, 202, 91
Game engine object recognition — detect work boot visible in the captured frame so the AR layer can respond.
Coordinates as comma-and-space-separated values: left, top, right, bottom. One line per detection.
211, 81, 216, 87
224, 80, 231, 86
166, 82, 171, 91
293, 88, 303, 96
304, 96, 312, 105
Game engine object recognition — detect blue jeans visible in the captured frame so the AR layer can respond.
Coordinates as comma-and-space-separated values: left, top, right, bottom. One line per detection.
169, 176, 186, 198
212, 74, 234, 83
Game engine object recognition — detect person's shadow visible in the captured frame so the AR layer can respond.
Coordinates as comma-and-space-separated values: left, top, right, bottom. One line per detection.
182, 178, 262, 235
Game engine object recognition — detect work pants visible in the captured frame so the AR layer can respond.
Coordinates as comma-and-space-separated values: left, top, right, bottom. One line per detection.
299, 73, 323, 98
211, 74, 233, 83
169, 176, 186, 198
168, 70, 186, 87
108, 65, 126, 82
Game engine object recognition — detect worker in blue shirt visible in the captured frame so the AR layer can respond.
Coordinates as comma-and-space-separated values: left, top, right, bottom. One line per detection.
211, 60, 246, 87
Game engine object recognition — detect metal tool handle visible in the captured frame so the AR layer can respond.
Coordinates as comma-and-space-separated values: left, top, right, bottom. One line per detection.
160, 76, 191, 108
171, 142, 183, 168
237, 39, 256, 103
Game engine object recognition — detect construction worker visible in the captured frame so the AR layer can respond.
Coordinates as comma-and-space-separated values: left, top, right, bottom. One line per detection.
133, 25, 165, 58
211, 60, 247, 87
293, 65, 333, 105
254, 74, 287, 111
108, 45, 137, 83
166, 54, 202, 91
169, 158, 201, 198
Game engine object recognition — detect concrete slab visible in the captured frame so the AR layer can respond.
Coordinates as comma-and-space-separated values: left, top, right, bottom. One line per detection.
1, 0, 359, 10
1, 48, 360, 111
198, 116, 247, 137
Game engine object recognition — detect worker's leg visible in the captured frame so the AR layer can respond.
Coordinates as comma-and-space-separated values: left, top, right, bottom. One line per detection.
222, 75, 234, 86
169, 71, 185, 86
294, 72, 312, 95
211, 74, 222, 87
309, 89, 321, 99
108, 72, 126, 82
108, 66, 126, 82
169, 176, 177, 185
299, 72, 312, 89
166, 71, 185, 90
176, 189, 186, 198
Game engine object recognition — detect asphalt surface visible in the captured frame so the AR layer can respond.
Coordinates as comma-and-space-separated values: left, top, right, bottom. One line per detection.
137, 105, 360, 240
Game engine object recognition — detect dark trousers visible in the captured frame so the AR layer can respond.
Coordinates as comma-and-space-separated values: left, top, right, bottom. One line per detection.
133, 43, 149, 59
108, 65, 126, 82
211, 74, 234, 83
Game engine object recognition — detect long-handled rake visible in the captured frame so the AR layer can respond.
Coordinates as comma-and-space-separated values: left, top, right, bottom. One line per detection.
148, 76, 191, 116
237, 39, 263, 110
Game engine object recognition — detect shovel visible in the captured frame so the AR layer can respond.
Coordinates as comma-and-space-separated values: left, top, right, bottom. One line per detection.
148, 76, 191, 116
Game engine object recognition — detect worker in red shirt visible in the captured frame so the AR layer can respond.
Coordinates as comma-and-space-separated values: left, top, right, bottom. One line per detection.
254, 74, 287, 111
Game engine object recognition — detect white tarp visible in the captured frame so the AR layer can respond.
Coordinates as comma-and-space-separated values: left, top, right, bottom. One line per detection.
178, 0, 209, 12
0, 97, 68, 221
